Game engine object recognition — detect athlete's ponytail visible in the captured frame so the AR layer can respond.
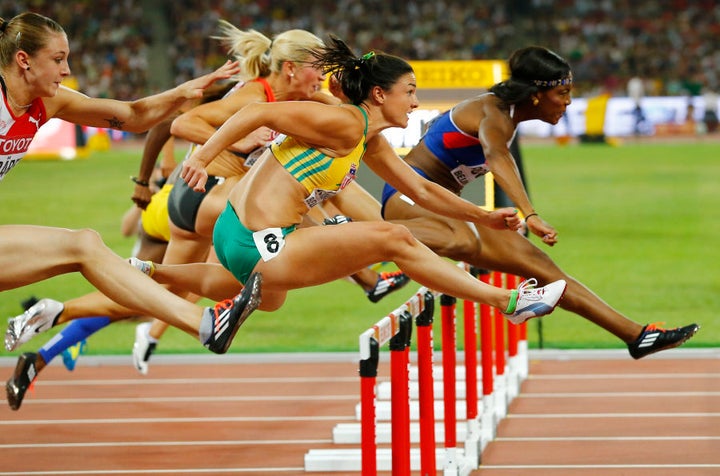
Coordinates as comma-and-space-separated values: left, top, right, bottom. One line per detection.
213, 20, 323, 81
309, 35, 413, 105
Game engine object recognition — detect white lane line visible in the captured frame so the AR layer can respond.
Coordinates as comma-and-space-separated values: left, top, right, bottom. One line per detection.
496, 436, 720, 442
0, 439, 331, 449
0, 415, 352, 425
529, 373, 720, 379
34, 376, 358, 387
478, 464, 720, 470
14, 392, 717, 407
509, 412, 720, 418
0, 468, 305, 474
10, 394, 358, 405
519, 391, 720, 397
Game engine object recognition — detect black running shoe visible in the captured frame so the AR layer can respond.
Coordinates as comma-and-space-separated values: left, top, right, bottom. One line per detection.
6, 352, 38, 411
366, 270, 411, 303
203, 272, 262, 354
322, 214, 353, 226
627, 322, 700, 359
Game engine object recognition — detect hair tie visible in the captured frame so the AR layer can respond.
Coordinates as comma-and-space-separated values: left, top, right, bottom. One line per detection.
532, 73, 573, 88
360, 51, 375, 63
0, 21, 7, 34
354, 51, 375, 70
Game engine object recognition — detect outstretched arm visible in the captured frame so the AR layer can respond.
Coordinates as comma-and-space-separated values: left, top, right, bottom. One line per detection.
171, 82, 272, 154
48, 60, 240, 133
182, 101, 362, 192
479, 109, 558, 245
363, 135, 521, 231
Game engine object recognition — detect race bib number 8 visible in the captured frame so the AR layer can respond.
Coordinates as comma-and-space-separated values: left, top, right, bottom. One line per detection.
252, 228, 286, 262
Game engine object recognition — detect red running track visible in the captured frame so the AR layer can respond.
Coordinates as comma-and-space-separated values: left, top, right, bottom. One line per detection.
1, 350, 718, 475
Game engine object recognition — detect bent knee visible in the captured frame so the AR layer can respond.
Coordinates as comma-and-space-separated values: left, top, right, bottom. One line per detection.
66, 228, 106, 254
377, 222, 417, 247
259, 291, 286, 312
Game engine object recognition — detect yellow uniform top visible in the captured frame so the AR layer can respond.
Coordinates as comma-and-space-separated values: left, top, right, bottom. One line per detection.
271, 105, 368, 208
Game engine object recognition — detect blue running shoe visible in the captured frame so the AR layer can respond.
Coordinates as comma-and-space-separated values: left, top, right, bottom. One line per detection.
61, 339, 87, 371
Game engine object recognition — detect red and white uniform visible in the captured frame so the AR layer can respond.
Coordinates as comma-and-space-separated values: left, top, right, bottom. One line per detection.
0, 89, 47, 182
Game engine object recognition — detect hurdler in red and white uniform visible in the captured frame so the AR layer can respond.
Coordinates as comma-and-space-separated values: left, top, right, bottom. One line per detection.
0, 85, 46, 181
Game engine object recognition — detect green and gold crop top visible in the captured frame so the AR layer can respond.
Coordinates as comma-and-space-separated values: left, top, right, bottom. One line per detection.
271, 105, 368, 208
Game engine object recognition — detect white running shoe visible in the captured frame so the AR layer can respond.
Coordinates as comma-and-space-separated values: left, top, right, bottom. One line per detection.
132, 322, 157, 375
5, 298, 64, 351
128, 257, 155, 276
504, 278, 567, 325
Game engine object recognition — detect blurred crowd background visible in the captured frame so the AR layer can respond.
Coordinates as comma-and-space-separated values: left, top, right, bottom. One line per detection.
2, 0, 718, 102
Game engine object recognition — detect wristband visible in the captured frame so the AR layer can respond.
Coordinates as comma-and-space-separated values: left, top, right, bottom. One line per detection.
131, 176, 150, 187
524, 213, 539, 221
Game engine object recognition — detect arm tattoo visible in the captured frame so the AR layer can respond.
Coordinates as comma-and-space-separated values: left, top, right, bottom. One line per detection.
104, 116, 125, 130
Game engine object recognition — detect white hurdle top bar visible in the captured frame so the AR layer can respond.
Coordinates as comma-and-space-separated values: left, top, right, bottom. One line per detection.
359, 286, 429, 360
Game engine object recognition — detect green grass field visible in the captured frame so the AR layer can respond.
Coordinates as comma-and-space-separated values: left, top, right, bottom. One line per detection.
1, 139, 718, 358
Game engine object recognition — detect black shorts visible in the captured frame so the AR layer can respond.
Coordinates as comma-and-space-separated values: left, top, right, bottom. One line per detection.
167, 175, 224, 233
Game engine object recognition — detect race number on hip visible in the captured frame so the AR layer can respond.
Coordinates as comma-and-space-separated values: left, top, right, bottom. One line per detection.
252, 228, 286, 262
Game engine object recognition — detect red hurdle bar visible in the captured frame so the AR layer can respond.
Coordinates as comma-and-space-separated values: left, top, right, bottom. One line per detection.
479, 270, 494, 398
415, 290, 437, 476
359, 307, 411, 475
463, 267, 481, 465
389, 311, 412, 475
492, 271, 506, 379
478, 269, 496, 446
440, 294, 459, 469
462, 296, 479, 422
359, 336, 379, 476
506, 274, 519, 359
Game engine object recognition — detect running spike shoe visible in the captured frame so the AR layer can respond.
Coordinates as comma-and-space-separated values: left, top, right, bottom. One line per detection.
627, 322, 700, 359
322, 214, 353, 226
6, 352, 38, 411
5, 298, 64, 351
366, 270, 411, 303
61, 339, 87, 371
132, 322, 157, 375
203, 272, 262, 354
128, 257, 155, 276
503, 278, 567, 324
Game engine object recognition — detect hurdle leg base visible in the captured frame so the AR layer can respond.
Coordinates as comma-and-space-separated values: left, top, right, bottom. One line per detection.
304, 447, 469, 472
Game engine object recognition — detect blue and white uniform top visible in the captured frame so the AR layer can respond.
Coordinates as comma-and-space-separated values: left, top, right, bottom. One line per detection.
421, 95, 517, 188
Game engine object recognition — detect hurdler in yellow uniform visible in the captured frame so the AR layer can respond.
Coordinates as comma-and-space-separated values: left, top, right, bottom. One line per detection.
141, 183, 173, 243
213, 105, 368, 284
